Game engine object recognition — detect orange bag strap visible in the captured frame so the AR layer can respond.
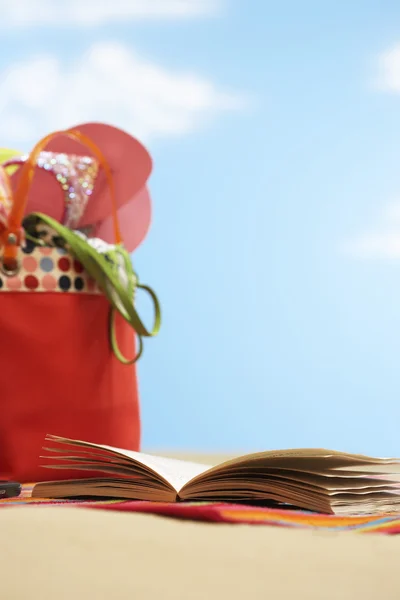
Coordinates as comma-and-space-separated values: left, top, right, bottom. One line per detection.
0, 128, 122, 273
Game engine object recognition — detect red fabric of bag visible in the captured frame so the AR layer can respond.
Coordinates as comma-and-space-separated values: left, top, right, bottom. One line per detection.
0, 289, 140, 482
0, 128, 144, 483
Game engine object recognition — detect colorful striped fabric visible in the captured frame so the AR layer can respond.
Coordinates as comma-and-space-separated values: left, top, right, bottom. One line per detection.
1, 485, 400, 534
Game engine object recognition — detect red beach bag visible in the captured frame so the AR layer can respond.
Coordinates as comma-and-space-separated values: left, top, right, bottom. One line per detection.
0, 126, 159, 482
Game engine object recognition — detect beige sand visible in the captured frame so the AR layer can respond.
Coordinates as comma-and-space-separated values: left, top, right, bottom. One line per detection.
2, 453, 400, 599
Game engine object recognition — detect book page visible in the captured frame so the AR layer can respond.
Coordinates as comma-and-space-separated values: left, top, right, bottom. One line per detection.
117, 450, 212, 492
43, 435, 212, 493
192, 447, 399, 474
179, 448, 400, 496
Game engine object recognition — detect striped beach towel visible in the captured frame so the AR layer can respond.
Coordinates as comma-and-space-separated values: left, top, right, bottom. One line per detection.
1, 484, 400, 533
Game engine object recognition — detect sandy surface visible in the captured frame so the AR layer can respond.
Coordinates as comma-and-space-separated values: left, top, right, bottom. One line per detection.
2, 450, 400, 599
2, 504, 400, 600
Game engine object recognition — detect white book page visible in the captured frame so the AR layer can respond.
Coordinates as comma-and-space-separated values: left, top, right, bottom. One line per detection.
45, 436, 213, 493
102, 445, 213, 492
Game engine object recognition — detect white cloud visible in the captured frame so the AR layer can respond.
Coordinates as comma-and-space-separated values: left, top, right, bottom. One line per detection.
0, 0, 223, 27
374, 43, 400, 93
342, 46, 400, 259
340, 233, 400, 260
339, 201, 400, 259
382, 201, 400, 221
0, 42, 244, 149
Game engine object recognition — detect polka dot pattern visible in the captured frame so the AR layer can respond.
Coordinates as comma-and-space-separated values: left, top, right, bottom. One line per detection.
58, 257, 70, 272
24, 275, 39, 290
73, 260, 84, 274
0, 247, 102, 295
42, 274, 57, 291
23, 256, 38, 272
59, 275, 71, 291
40, 257, 54, 272
74, 277, 84, 291
6, 277, 22, 291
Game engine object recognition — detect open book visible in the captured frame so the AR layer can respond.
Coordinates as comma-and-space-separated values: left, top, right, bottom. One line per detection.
32, 435, 400, 515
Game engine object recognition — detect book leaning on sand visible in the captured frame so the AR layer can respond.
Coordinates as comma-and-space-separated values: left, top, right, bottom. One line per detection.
32, 435, 400, 516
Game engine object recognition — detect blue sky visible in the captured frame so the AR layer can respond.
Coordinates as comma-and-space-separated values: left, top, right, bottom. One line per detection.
2, 0, 400, 456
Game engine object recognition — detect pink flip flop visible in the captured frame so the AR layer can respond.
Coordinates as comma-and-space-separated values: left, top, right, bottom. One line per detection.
95, 186, 152, 252
2, 123, 153, 251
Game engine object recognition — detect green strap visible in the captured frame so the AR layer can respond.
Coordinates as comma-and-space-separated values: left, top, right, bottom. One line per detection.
107, 242, 162, 338
109, 308, 143, 364
130, 283, 162, 338
29, 213, 162, 363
